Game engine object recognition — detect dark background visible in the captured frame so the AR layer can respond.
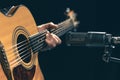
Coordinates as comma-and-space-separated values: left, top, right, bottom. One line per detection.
1, 0, 120, 80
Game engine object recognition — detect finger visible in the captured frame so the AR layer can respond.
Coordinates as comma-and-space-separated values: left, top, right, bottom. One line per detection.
46, 33, 61, 45
51, 33, 62, 44
38, 24, 47, 31
46, 32, 57, 47
51, 34, 59, 44
46, 31, 52, 40
48, 22, 58, 29
41, 22, 58, 29
45, 38, 56, 47
38, 22, 58, 32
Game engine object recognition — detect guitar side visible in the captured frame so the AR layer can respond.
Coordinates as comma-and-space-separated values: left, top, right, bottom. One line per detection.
0, 64, 7, 80
0, 5, 44, 80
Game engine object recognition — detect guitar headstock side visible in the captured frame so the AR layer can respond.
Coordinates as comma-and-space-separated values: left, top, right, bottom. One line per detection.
66, 8, 80, 27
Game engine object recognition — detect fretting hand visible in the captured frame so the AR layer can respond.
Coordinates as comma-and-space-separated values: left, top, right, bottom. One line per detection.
38, 22, 61, 50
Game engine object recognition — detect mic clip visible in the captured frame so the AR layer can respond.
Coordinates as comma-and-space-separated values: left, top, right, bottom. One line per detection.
103, 44, 120, 63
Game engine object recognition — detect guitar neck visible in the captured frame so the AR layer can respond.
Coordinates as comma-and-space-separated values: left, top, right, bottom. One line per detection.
50, 19, 74, 37
29, 18, 74, 53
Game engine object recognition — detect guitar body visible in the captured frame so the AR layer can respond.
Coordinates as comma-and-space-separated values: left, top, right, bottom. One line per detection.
0, 5, 44, 80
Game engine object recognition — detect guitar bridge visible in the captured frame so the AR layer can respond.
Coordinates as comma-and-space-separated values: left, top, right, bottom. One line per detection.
0, 41, 12, 80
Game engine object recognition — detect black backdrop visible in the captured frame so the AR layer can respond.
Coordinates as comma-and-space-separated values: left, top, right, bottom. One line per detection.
1, 0, 120, 80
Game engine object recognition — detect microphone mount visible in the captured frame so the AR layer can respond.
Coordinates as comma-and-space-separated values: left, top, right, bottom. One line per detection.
66, 31, 120, 63
103, 43, 120, 63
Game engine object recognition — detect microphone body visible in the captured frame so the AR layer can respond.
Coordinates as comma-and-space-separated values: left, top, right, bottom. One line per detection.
66, 31, 120, 47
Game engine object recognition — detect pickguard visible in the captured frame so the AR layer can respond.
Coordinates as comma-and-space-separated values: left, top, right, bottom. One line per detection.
13, 65, 36, 80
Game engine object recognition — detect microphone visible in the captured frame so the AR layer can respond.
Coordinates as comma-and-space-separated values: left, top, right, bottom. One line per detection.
66, 31, 120, 47
66, 31, 120, 64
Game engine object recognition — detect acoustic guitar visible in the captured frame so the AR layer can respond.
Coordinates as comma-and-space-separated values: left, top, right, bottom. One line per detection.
0, 5, 78, 80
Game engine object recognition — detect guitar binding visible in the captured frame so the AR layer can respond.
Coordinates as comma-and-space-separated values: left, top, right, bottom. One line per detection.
0, 41, 12, 80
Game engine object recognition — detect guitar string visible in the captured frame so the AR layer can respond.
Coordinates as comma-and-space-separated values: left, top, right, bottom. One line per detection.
10, 23, 71, 67
8, 19, 72, 67
7, 19, 70, 53
11, 33, 61, 67
9, 35, 46, 63
9, 23, 66, 64
10, 20, 72, 67
10, 42, 46, 68
7, 34, 46, 63
6, 31, 46, 55
6, 29, 47, 53
10, 25, 63, 64
7, 30, 46, 58
7, 19, 70, 56
10, 42, 45, 66
10, 29, 60, 67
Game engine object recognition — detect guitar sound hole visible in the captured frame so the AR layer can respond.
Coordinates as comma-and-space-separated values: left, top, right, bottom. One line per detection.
17, 34, 31, 63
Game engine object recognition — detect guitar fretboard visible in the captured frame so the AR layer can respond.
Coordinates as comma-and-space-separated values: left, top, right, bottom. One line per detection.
51, 19, 73, 37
